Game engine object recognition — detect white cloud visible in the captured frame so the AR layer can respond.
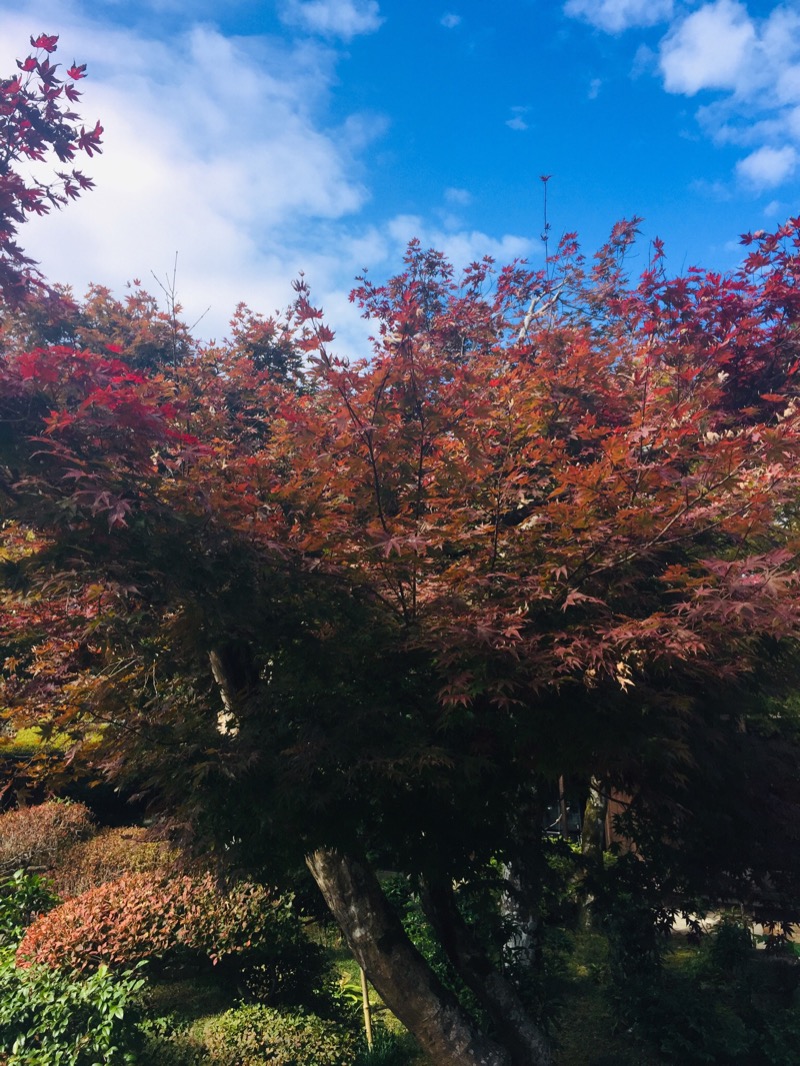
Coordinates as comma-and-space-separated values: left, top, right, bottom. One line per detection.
386, 215, 534, 268
279, 0, 384, 41
736, 145, 798, 190
444, 187, 472, 206
653, 3, 800, 192
0, 3, 538, 356
659, 0, 756, 96
440, 13, 461, 29
564, 0, 800, 194
0, 9, 381, 345
564, 0, 673, 34
588, 78, 602, 99
506, 106, 529, 131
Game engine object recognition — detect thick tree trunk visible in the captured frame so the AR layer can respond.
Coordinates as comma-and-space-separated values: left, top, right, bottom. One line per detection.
306, 848, 512, 1066
420, 878, 552, 1066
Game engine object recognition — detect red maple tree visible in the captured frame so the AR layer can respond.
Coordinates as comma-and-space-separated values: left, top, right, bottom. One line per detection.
2, 32, 800, 1061
3, 220, 800, 1064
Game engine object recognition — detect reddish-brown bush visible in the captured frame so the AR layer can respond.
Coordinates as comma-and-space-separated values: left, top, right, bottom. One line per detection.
52, 826, 177, 899
0, 801, 95, 874
16, 871, 304, 977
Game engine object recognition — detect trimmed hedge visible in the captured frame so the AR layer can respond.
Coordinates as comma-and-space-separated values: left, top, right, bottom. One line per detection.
199, 1004, 359, 1066
0, 800, 95, 874
16, 871, 328, 1004
53, 826, 177, 898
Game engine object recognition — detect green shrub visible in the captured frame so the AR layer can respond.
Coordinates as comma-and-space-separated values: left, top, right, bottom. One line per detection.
0, 946, 145, 1065
354, 1025, 419, 1066
52, 826, 177, 898
597, 915, 800, 1065
138, 1014, 205, 1066
199, 1004, 359, 1066
17, 871, 328, 1005
0, 869, 59, 947
704, 917, 754, 974
0, 800, 95, 875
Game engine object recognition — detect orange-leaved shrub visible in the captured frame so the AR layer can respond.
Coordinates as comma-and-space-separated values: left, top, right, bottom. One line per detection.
52, 826, 177, 899
16, 871, 327, 1004
0, 800, 95, 875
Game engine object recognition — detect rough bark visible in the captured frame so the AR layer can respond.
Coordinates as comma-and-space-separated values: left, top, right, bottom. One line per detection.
208, 649, 239, 736
306, 848, 512, 1066
420, 878, 552, 1066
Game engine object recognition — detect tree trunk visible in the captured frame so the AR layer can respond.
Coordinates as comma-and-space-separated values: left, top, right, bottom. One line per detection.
500, 863, 539, 974
306, 848, 512, 1066
501, 785, 547, 977
578, 776, 608, 929
581, 777, 607, 867
420, 877, 552, 1066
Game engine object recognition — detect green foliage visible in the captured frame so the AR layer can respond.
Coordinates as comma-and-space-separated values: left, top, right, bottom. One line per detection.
137, 1014, 205, 1066
381, 873, 481, 1019
539, 837, 582, 926
596, 911, 800, 1065
198, 1004, 359, 1066
0, 947, 145, 1066
0, 868, 59, 947
704, 917, 754, 973
0, 800, 95, 875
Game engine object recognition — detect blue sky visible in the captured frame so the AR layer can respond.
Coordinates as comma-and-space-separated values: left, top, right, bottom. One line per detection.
1, 0, 798, 346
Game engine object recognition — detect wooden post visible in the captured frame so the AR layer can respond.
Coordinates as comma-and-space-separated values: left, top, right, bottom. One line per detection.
558, 775, 569, 838
360, 966, 374, 1050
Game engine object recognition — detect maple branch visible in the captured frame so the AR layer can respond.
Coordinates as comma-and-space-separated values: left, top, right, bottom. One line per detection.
489, 415, 516, 576
582, 458, 767, 582
516, 282, 566, 345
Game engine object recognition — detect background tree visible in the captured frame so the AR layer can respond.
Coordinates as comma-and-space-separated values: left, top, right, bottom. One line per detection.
0, 34, 101, 309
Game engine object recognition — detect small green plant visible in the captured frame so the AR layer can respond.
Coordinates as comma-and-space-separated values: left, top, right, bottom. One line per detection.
354, 1025, 419, 1066
0, 869, 59, 947
704, 918, 753, 971
0, 947, 146, 1065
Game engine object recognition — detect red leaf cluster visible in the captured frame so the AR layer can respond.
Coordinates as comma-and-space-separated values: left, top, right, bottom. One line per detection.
0, 33, 100, 305
2, 218, 800, 857
16, 871, 286, 972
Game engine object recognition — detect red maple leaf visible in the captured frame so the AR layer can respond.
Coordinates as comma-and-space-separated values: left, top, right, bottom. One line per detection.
30, 34, 59, 53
